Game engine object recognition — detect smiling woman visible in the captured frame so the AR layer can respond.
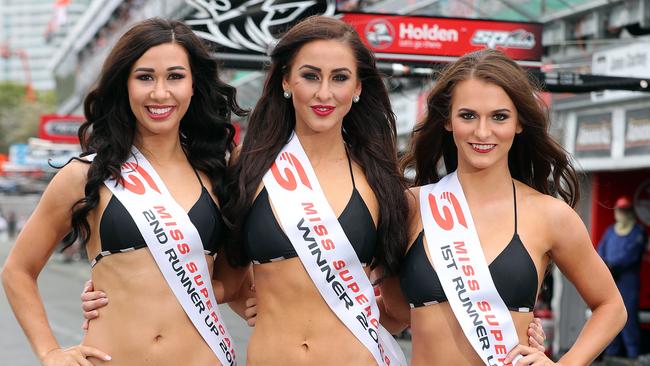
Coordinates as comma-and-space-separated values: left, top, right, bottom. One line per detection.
223, 15, 410, 365
1, 18, 249, 366
382, 49, 627, 365
127, 43, 194, 137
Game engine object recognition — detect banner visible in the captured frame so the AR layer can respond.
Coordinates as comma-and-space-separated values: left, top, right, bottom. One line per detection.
185, 0, 336, 55
341, 13, 542, 65
39, 114, 84, 143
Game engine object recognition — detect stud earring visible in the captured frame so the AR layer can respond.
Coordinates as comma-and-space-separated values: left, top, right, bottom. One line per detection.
352, 95, 360, 103
283, 90, 292, 99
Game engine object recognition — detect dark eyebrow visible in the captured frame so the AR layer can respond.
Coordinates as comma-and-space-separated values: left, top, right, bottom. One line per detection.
133, 66, 187, 73
299, 65, 321, 72
134, 67, 154, 73
298, 64, 352, 74
457, 107, 512, 113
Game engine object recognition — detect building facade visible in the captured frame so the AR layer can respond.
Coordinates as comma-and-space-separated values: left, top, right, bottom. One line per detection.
0, 0, 90, 90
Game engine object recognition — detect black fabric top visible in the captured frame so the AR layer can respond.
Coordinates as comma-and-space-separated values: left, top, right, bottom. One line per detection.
399, 183, 538, 312
95, 171, 223, 266
244, 155, 376, 265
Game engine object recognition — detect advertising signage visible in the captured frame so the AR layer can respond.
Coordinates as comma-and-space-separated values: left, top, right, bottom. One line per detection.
185, 0, 335, 56
183, 2, 542, 67
574, 112, 613, 158
39, 114, 84, 144
340, 13, 543, 65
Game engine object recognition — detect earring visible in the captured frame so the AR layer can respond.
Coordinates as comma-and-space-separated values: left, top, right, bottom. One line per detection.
352, 95, 360, 103
283, 90, 292, 99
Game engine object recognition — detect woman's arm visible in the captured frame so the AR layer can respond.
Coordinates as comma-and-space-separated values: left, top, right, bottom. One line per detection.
1, 162, 110, 365
212, 251, 255, 321
378, 274, 411, 334
550, 201, 626, 365
506, 198, 625, 366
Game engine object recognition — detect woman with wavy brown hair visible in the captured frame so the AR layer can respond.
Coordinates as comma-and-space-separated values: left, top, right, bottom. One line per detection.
2, 18, 248, 366
381, 49, 626, 365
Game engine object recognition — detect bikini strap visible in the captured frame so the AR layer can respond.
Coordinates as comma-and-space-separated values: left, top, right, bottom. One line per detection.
344, 148, 356, 189
512, 181, 518, 234
193, 168, 205, 188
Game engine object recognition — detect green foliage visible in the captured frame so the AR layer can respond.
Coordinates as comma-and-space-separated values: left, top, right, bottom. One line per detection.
0, 82, 57, 153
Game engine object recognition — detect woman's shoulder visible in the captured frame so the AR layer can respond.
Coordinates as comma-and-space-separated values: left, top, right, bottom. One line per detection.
405, 186, 421, 211
228, 144, 242, 166
39, 158, 91, 208
56, 157, 91, 183
517, 181, 582, 234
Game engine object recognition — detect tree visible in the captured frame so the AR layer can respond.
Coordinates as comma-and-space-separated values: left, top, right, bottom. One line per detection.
0, 82, 56, 153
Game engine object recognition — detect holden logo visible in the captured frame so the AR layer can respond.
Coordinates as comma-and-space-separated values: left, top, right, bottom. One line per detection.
365, 19, 394, 49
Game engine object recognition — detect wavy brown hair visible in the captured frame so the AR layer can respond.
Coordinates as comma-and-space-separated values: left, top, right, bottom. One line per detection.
68, 18, 246, 247
224, 16, 408, 274
401, 49, 579, 207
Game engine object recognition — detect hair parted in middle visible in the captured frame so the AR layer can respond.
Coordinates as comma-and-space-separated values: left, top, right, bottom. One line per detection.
224, 15, 409, 274
401, 48, 580, 207
68, 18, 247, 248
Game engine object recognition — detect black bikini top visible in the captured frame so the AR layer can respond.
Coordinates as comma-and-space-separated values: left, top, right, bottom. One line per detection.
94, 169, 224, 267
399, 183, 538, 312
243, 153, 376, 266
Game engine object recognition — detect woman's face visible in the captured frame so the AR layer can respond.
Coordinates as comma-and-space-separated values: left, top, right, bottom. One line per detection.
282, 39, 361, 135
446, 77, 522, 173
127, 42, 193, 139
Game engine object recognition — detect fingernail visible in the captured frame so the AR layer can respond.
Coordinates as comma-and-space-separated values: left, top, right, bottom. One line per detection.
105, 355, 112, 361
101, 298, 109, 302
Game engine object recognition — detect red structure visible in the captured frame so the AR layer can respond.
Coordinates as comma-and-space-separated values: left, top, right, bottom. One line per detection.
39, 115, 85, 143
0, 44, 35, 101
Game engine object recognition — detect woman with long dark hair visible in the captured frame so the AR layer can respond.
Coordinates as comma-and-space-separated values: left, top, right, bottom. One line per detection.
382, 49, 626, 365
77, 17, 547, 365
222, 15, 410, 365
2, 18, 248, 366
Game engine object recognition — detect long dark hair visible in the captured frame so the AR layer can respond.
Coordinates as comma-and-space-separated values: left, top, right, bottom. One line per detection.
401, 49, 579, 207
70, 18, 246, 246
224, 16, 408, 274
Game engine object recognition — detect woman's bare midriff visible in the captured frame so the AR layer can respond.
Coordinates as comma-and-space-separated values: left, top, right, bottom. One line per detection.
247, 258, 376, 366
409, 302, 533, 366
82, 249, 222, 366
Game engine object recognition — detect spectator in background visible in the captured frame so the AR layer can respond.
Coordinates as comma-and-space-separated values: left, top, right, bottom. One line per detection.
598, 196, 648, 360
7, 211, 16, 238
0, 211, 7, 241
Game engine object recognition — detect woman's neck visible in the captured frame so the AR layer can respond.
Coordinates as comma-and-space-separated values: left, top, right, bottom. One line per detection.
456, 162, 513, 203
134, 133, 184, 166
294, 126, 346, 166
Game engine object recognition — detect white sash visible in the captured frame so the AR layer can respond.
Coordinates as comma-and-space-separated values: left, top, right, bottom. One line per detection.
262, 133, 406, 366
419, 172, 522, 366
102, 148, 236, 366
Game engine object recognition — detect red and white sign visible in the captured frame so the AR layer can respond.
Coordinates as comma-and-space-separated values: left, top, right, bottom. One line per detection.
39, 114, 84, 143
341, 13, 542, 65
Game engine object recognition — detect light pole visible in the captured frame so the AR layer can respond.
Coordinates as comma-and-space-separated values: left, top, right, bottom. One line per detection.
0, 44, 36, 102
